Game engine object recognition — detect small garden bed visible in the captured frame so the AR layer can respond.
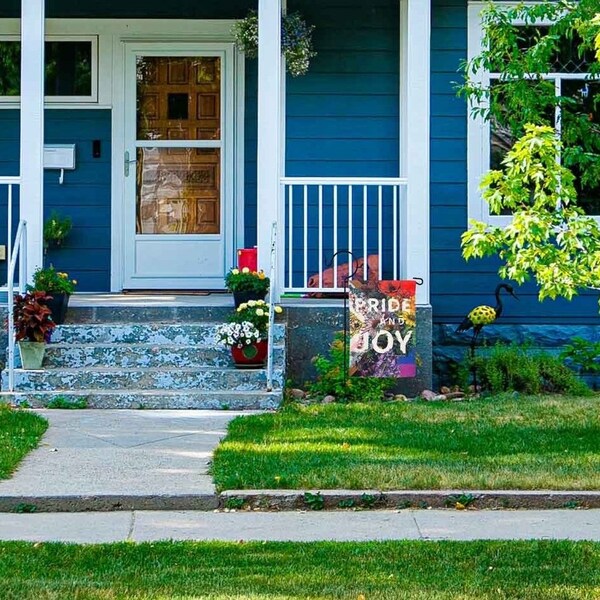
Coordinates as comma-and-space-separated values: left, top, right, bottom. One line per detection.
0, 540, 598, 599
212, 395, 600, 491
0, 406, 47, 479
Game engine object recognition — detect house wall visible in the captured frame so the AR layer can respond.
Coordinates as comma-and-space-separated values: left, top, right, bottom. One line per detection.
1, 0, 400, 291
431, 0, 600, 386
0, 110, 111, 291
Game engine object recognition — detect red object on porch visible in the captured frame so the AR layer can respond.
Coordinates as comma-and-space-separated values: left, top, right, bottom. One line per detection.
237, 248, 258, 272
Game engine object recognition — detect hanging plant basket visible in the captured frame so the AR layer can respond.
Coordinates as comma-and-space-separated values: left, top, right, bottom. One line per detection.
232, 10, 317, 77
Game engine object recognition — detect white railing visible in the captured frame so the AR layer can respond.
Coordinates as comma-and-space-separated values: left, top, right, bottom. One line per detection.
281, 177, 408, 293
266, 221, 277, 392
2, 176, 25, 392
6, 219, 27, 392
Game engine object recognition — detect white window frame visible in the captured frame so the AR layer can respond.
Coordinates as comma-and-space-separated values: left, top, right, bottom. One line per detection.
467, 1, 598, 226
0, 34, 98, 104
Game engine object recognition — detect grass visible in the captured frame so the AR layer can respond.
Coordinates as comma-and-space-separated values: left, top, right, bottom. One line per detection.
0, 540, 598, 599
212, 395, 600, 491
0, 406, 48, 479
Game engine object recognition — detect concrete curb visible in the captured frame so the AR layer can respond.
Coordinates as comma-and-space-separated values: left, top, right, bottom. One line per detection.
219, 489, 600, 511
0, 494, 218, 513
2, 490, 600, 513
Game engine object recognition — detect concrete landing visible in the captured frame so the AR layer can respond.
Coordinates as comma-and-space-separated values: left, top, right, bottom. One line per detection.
1, 509, 599, 543
0, 410, 246, 511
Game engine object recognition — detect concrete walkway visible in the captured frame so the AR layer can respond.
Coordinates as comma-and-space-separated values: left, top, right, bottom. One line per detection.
1, 509, 599, 543
0, 410, 244, 511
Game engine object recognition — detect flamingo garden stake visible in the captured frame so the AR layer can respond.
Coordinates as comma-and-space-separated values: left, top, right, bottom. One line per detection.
456, 283, 519, 387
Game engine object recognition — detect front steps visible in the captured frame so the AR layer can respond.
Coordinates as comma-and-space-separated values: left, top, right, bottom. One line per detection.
1, 316, 286, 409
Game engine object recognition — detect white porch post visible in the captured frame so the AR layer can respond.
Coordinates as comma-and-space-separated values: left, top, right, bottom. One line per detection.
256, 0, 283, 299
20, 0, 45, 282
401, 0, 431, 305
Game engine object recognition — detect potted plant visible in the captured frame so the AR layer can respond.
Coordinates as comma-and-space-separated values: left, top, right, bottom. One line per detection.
29, 265, 77, 325
43, 211, 72, 250
232, 10, 317, 77
13, 291, 56, 369
218, 300, 282, 367
225, 267, 270, 308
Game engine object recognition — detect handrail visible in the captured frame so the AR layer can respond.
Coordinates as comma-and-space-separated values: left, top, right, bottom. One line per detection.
266, 221, 277, 392
7, 220, 27, 392
281, 176, 408, 186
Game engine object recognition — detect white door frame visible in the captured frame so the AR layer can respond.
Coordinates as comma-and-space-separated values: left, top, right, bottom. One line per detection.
111, 31, 243, 291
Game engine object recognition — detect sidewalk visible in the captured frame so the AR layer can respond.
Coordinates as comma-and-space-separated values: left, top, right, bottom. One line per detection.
0, 409, 245, 511
1, 509, 599, 543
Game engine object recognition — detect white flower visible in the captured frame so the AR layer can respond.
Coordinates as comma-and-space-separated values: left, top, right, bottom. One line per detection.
256, 309, 264, 316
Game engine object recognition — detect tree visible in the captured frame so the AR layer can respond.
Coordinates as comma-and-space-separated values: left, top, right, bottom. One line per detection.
459, 0, 600, 304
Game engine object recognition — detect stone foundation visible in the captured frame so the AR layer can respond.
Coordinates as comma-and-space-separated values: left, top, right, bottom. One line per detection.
285, 304, 433, 397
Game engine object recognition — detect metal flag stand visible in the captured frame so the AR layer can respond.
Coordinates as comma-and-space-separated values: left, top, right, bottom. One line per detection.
326, 250, 359, 388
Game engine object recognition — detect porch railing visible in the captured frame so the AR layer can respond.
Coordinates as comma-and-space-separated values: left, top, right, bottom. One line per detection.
2, 175, 25, 392
281, 177, 408, 294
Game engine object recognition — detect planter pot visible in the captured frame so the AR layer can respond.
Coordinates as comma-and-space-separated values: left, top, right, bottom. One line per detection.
18, 341, 46, 370
233, 290, 267, 308
231, 340, 268, 368
43, 292, 70, 325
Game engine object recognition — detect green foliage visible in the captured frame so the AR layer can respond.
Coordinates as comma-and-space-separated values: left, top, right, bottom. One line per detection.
360, 493, 378, 509
337, 498, 356, 509
458, 1, 600, 306
45, 396, 88, 410
30, 265, 77, 295
224, 497, 246, 510
304, 492, 324, 511
13, 291, 56, 343
43, 211, 72, 249
309, 333, 395, 403
469, 343, 591, 396
224, 267, 269, 295
560, 337, 600, 374
13, 503, 37, 514
462, 125, 600, 303
232, 10, 317, 77
446, 493, 477, 509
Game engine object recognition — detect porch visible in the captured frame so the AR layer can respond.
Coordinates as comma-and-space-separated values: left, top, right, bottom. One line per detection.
0, 0, 430, 304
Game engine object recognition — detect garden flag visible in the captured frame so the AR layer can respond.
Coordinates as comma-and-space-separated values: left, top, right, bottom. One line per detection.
349, 280, 417, 378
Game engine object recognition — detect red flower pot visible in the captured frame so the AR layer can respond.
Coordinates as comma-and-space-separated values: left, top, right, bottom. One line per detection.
231, 340, 268, 368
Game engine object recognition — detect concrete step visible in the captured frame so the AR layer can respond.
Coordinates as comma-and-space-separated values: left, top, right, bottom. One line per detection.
2, 366, 285, 392
51, 323, 286, 345
0, 389, 282, 410
43, 343, 286, 369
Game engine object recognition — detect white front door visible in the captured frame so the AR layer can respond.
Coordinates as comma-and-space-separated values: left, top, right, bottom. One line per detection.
122, 43, 235, 289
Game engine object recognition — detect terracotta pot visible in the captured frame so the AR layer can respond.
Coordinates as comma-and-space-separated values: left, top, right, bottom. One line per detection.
231, 340, 268, 368
43, 292, 70, 325
233, 290, 267, 308
18, 341, 46, 370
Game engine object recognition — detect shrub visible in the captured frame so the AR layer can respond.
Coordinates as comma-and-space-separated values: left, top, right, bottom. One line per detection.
30, 265, 77, 295
560, 337, 600, 376
224, 268, 269, 295
468, 343, 591, 396
12, 291, 56, 343
308, 332, 395, 403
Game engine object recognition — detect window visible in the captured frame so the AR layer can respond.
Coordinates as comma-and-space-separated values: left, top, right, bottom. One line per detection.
0, 36, 97, 102
467, 5, 600, 222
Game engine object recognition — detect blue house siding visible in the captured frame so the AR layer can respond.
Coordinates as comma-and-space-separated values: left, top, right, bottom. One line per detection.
0, 110, 111, 291
283, 0, 400, 286
430, 0, 600, 325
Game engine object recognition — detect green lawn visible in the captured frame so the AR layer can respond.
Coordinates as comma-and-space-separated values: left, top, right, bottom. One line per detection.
0, 406, 48, 479
0, 540, 598, 599
212, 396, 600, 491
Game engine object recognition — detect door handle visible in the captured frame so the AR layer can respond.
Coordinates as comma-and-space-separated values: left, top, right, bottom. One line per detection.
124, 151, 137, 177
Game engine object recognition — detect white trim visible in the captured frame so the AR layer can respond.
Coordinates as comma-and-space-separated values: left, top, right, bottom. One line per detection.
467, 2, 599, 227
0, 34, 98, 104
256, 0, 283, 298
105, 21, 243, 291
401, 0, 431, 305
19, 0, 45, 283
